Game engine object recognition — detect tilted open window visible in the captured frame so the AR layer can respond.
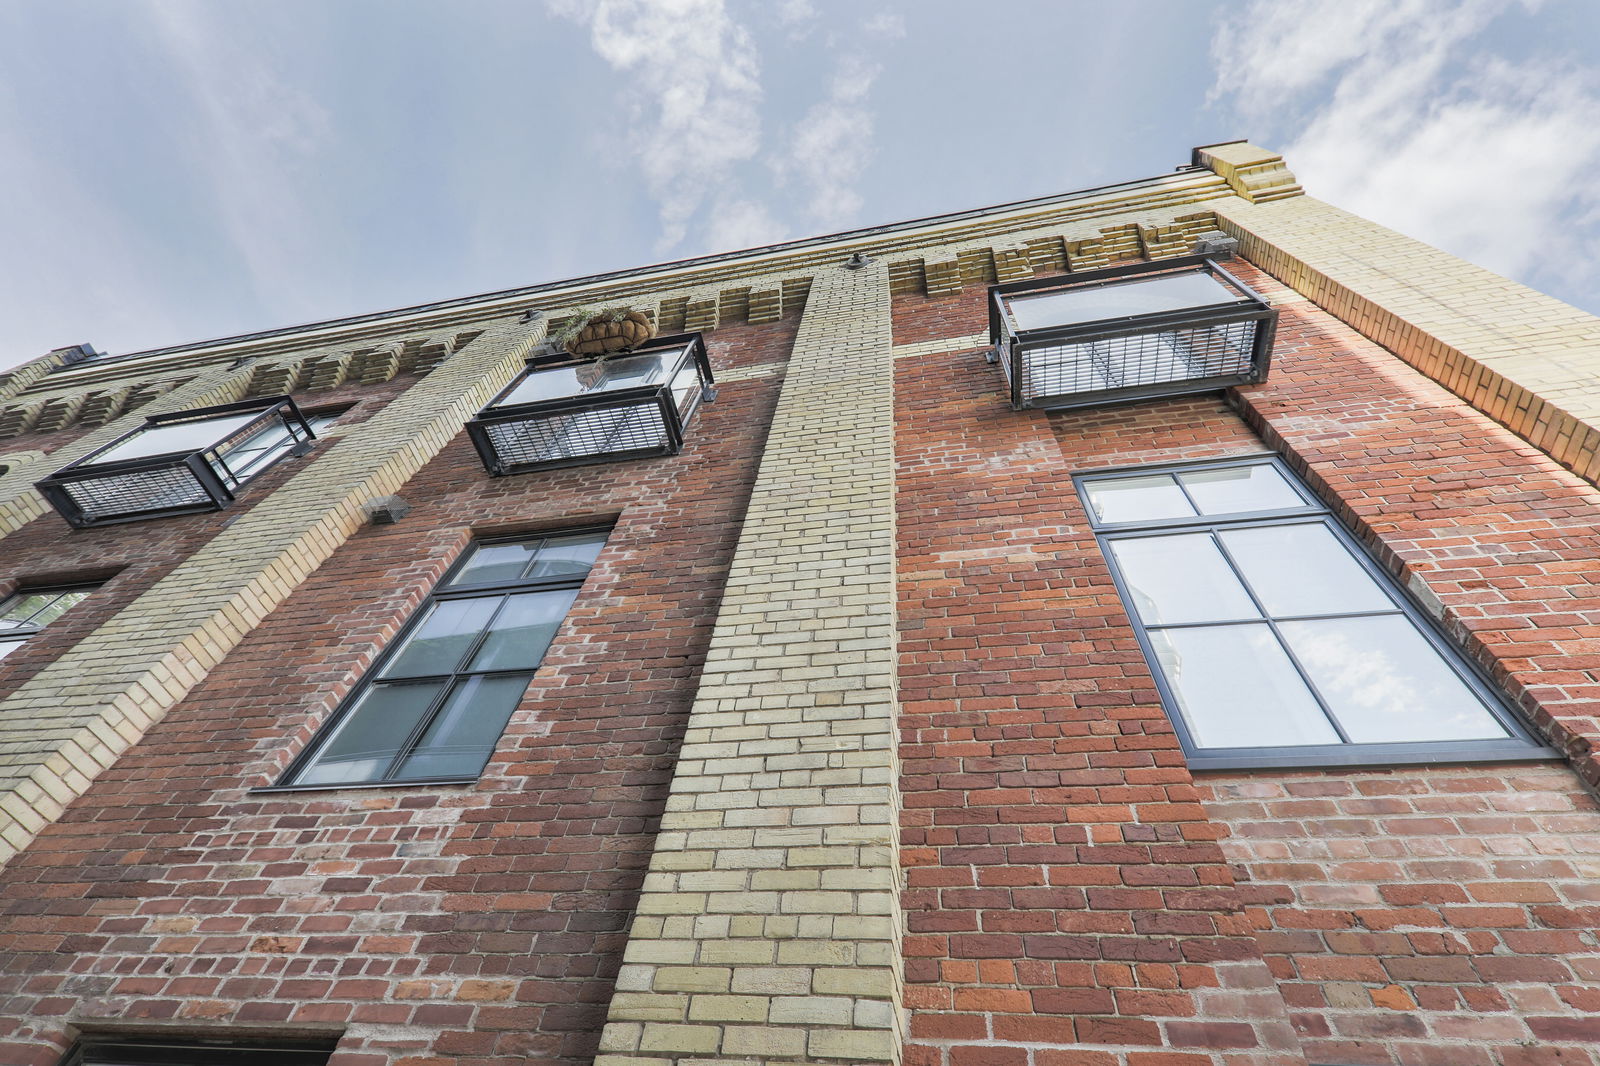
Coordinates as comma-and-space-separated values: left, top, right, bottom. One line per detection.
35, 396, 320, 528
466, 333, 712, 475
1076, 456, 1553, 770
989, 255, 1275, 410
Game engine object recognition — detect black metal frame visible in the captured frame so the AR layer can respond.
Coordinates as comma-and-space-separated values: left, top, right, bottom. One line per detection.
466, 333, 713, 476
35, 395, 316, 528
1074, 455, 1556, 771
262, 526, 610, 792
60, 1036, 336, 1066
989, 255, 1277, 410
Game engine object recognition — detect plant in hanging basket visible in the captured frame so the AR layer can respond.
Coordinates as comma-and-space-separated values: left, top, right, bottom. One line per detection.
548, 305, 657, 357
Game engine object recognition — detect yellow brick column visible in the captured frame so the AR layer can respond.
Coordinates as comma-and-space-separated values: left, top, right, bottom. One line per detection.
1201, 174, 1600, 482
597, 261, 904, 1065
0, 314, 540, 864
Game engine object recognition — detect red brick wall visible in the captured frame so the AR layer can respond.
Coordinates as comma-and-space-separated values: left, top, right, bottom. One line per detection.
0, 318, 794, 1066
893, 262, 1600, 1066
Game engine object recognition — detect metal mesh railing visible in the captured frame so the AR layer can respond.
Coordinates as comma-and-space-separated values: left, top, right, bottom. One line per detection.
1018, 319, 1258, 403
60, 463, 213, 521
485, 402, 668, 467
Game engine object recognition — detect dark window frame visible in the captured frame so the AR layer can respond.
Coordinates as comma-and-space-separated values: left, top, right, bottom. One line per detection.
61, 1035, 336, 1066
1074, 454, 1555, 771
262, 526, 610, 792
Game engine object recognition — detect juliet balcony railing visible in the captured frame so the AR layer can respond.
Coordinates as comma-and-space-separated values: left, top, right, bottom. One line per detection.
466, 333, 713, 476
35, 396, 317, 528
988, 256, 1277, 410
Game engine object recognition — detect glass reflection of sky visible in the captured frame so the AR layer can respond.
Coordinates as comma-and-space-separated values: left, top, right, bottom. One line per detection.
1008, 271, 1244, 331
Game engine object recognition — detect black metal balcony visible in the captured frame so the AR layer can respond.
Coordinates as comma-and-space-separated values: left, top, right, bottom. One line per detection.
467, 333, 713, 476
988, 256, 1276, 410
36, 396, 316, 528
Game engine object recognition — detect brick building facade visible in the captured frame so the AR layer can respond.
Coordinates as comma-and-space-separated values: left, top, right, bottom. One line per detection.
1, 142, 1598, 1066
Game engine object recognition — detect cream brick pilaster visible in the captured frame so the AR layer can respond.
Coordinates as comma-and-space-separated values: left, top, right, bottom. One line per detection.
0, 315, 540, 865
597, 262, 904, 1066
1208, 192, 1600, 483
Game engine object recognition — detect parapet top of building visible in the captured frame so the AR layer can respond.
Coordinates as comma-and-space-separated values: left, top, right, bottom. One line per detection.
8, 142, 1299, 395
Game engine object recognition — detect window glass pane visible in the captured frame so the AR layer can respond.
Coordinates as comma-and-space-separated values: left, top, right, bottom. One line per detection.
525, 534, 606, 580
1279, 615, 1510, 743
0, 592, 55, 627
1084, 474, 1195, 524
498, 350, 670, 406
448, 543, 539, 587
1151, 625, 1339, 748
93, 411, 263, 463
293, 680, 445, 785
24, 589, 91, 628
0, 639, 22, 661
468, 589, 578, 672
1178, 464, 1305, 516
393, 673, 531, 780
1109, 533, 1258, 625
1220, 523, 1395, 617
380, 597, 501, 678
669, 358, 702, 416
1007, 271, 1244, 331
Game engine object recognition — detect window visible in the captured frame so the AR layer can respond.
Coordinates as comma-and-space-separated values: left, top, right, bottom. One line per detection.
60, 1036, 334, 1066
275, 530, 606, 788
989, 256, 1276, 410
35, 396, 327, 528
1075, 457, 1551, 769
466, 333, 712, 475
0, 584, 97, 663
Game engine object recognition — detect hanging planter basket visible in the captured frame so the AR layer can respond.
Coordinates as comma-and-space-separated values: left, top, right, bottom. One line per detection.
556, 307, 657, 357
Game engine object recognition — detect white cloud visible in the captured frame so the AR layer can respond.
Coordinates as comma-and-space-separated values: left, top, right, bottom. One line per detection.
776, 0, 816, 29
774, 51, 879, 230
143, 3, 335, 314
1209, 0, 1600, 292
703, 196, 789, 251
548, 0, 765, 251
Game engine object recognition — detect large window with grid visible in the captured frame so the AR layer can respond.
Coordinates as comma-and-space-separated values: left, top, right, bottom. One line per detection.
275, 530, 606, 788
0, 585, 97, 663
1075, 457, 1550, 769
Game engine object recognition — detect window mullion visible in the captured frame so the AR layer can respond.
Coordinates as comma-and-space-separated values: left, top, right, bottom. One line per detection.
1208, 524, 1354, 746
379, 592, 513, 780
375, 679, 459, 782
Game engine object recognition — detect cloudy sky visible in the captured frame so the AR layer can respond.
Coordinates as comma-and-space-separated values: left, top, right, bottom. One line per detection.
1, 0, 1597, 370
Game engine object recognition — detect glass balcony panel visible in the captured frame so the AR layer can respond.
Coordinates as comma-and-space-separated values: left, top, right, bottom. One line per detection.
483, 401, 669, 467
92, 411, 264, 464
1007, 270, 1247, 331
497, 350, 673, 407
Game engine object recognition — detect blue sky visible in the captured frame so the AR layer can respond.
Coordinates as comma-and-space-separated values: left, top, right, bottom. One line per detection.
2, 0, 1597, 370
